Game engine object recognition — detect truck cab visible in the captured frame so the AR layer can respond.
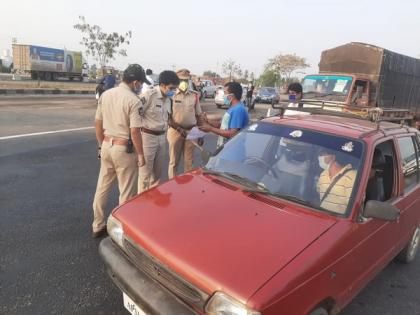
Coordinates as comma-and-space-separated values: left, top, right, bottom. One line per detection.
301, 74, 371, 107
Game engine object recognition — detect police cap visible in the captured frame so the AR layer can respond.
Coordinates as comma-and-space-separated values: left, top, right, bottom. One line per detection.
123, 64, 150, 84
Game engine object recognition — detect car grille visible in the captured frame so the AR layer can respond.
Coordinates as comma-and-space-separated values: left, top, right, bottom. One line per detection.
123, 237, 209, 311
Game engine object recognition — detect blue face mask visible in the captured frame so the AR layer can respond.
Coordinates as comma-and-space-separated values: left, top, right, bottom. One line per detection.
288, 94, 296, 101
134, 85, 142, 94
223, 94, 232, 106
166, 90, 175, 97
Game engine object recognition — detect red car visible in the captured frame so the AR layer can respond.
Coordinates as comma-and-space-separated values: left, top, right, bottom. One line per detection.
99, 110, 420, 315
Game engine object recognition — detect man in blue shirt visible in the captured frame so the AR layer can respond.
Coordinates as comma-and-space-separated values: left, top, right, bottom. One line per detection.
199, 82, 249, 147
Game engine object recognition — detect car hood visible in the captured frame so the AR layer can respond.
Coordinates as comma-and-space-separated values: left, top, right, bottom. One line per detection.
114, 171, 337, 301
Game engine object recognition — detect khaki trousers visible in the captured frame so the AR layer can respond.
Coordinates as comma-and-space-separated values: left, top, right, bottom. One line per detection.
138, 132, 166, 194
167, 127, 195, 179
92, 141, 138, 233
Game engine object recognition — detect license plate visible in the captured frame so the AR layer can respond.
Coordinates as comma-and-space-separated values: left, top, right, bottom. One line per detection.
123, 292, 147, 315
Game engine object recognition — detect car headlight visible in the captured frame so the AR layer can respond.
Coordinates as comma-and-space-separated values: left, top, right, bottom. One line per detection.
205, 292, 260, 315
107, 215, 124, 247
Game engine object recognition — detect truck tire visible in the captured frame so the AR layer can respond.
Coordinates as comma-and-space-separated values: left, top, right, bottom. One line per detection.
396, 226, 419, 263
52, 73, 58, 81
44, 72, 52, 81
69, 77, 74, 81
38, 72, 45, 80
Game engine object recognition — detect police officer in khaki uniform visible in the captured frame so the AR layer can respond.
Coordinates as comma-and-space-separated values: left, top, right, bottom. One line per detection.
138, 70, 180, 193
167, 69, 203, 178
92, 64, 149, 238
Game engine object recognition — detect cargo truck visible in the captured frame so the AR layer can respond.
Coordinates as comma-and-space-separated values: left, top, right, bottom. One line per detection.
275, 42, 420, 128
12, 44, 88, 81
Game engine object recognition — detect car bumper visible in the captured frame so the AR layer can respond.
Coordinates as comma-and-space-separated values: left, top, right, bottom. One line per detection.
99, 237, 198, 315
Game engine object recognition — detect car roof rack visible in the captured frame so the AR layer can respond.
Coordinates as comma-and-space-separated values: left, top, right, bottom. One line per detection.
272, 100, 415, 129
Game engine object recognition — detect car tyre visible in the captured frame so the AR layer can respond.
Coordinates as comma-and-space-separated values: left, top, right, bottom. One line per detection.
309, 307, 328, 315
396, 226, 419, 263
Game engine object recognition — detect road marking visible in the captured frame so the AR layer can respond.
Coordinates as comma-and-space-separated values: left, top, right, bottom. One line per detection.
0, 127, 94, 140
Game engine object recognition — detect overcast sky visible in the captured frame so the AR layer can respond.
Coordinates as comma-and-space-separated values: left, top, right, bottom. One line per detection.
1, 0, 419, 77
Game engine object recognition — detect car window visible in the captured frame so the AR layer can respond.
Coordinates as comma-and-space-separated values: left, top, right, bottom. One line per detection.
397, 136, 419, 191
365, 140, 397, 202
206, 122, 364, 216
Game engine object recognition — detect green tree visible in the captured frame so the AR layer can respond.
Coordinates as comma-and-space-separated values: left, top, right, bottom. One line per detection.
222, 59, 241, 81
266, 53, 309, 80
257, 69, 280, 87
74, 16, 132, 68
89, 64, 98, 79
203, 70, 219, 78
243, 69, 249, 81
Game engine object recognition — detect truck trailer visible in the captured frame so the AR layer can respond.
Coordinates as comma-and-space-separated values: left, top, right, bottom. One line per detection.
298, 42, 420, 127
12, 44, 88, 81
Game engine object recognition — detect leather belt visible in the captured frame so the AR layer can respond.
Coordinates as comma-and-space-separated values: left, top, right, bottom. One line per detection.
170, 125, 194, 131
141, 127, 165, 136
103, 135, 128, 145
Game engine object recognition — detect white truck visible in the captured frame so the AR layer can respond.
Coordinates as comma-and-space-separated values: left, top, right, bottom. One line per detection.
12, 44, 88, 81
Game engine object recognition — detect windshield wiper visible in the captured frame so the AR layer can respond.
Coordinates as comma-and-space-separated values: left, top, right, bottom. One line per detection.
243, 188, 319, 208
202, 168, 268, 191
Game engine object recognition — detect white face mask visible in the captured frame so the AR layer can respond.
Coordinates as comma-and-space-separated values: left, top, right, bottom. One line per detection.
318, 155, 330, 170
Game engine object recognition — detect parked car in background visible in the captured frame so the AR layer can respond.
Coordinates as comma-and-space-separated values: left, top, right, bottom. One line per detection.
201, 80, 218, 98
100, 102, 420, 315
254, 87, 279, 105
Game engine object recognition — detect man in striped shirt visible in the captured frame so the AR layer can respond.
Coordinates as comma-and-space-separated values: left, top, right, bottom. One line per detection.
317, 149, 357, 214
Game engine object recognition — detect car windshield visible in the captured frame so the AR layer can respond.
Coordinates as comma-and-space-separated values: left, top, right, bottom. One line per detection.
260, 88, 276, 95
302, 75, 353, 102
205, 122, 363, 215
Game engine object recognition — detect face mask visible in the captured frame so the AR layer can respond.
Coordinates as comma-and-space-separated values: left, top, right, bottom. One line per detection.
133, 82, 142, 94
166, 90, 175, 97
318, 155, 330, 170
223, 94, 232, 106
179, 81, 189, 92
289, 94, 296, 101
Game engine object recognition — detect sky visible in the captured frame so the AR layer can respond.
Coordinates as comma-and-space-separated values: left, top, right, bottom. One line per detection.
1, 0, 419, 78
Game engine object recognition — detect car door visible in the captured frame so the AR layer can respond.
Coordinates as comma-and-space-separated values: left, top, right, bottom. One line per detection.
394, 134, 420, 248
338, 138, 401, 304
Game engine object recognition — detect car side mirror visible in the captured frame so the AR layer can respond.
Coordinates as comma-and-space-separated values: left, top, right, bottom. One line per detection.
363, 200, 400, 221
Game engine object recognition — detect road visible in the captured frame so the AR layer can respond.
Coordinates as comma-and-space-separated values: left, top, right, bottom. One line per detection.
0, 95, 419, 314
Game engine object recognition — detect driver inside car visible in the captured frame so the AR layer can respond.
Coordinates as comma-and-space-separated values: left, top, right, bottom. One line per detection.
317, 149, 357, 214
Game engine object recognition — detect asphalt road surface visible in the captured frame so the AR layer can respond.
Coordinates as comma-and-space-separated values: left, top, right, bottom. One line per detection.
0, 95, 419, 314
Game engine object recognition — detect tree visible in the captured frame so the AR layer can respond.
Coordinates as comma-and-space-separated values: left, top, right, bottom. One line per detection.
257, 69, 280, 87
203, 70, 219, 78
266, 53, 309, 80
74, 16, 132, 68
222, 59, 241, 81
89, 64, 98, 79
243, 69, 249, 81
250, 72, 255, 83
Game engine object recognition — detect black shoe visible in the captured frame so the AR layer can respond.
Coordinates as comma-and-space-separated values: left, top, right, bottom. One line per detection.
92, 226, 107, 238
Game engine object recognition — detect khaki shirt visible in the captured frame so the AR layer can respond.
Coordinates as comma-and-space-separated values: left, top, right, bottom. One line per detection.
172, 90, 202, 128
317, 164, 357, 214
95, 82, 142, 139
138, 87, 171, 132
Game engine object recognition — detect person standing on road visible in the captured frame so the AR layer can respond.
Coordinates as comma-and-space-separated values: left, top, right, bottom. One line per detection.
199, 82, 249, 147
287, 82, 303, 107
138, 70, 180, 193
142, 69, 155, 91
246, 84, 254, 109
92, 64, 150, 238
167, 69, 203, 178
101, 69, 117, 91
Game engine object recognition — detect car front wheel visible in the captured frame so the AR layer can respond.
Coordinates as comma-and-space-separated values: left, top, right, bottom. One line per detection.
309, 307, 328, 315
396, 226, 420, 263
